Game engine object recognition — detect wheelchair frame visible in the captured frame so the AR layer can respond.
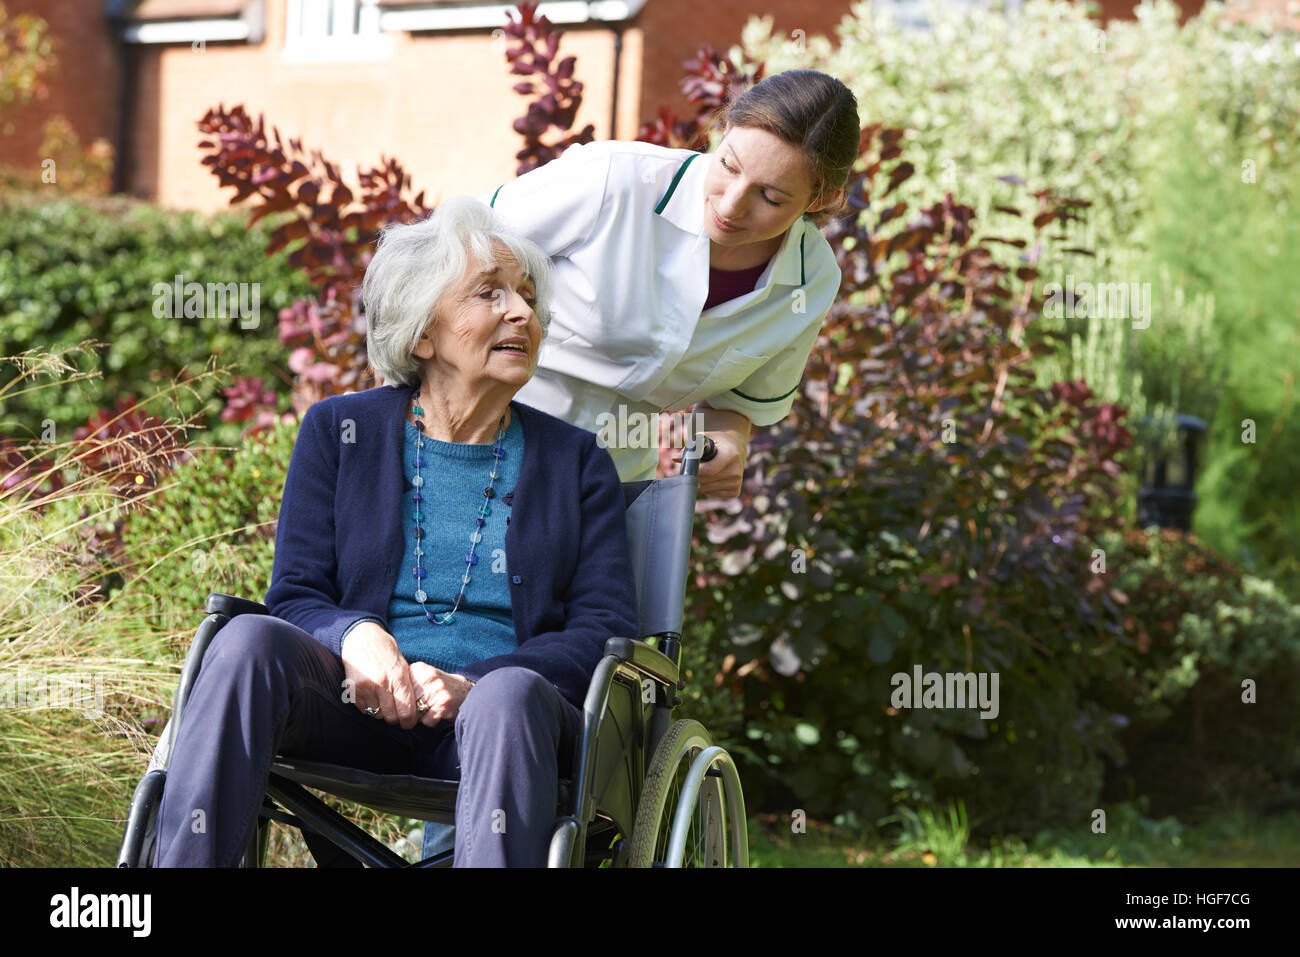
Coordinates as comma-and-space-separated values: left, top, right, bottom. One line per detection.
118, 436, 747, 868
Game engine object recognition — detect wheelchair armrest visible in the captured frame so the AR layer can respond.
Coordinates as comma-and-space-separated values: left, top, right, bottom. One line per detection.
168, 595, 270, 753
204, 593, 269, 619
603, 637, 679, 688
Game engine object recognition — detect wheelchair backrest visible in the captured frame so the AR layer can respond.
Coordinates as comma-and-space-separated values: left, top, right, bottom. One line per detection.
620, 476, 698, 638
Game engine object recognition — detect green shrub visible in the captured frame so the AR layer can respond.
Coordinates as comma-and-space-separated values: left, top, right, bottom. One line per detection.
107, 416, 297, 649
0, 192, 312, 447
1096, 528, 1300, 820
677, 120, 1140, 838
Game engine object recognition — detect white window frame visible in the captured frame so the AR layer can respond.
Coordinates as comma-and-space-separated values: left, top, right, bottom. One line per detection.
378, 0, 648, 32
283, 0, 392, 61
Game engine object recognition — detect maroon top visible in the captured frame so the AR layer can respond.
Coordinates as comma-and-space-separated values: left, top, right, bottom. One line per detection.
703, 258, 771, 312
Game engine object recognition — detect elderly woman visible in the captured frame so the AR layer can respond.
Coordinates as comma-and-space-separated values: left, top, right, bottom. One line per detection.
151, 198, 639, 867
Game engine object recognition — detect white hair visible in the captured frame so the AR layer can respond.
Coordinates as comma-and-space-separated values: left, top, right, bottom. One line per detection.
360, 196, 554, 387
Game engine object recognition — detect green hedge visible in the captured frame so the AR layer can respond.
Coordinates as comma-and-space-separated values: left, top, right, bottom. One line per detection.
0, 191, 312, 448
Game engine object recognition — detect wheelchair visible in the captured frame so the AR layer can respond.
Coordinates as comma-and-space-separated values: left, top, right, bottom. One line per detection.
118, 435, 748, 868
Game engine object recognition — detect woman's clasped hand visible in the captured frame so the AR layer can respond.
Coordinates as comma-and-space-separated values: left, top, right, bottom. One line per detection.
342, 620, 474, 727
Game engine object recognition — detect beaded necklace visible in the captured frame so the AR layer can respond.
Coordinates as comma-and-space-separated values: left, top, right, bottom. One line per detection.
408, 386, 508, 625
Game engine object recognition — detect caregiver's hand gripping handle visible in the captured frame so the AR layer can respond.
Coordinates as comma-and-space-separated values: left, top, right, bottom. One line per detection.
679, 433, 716, 477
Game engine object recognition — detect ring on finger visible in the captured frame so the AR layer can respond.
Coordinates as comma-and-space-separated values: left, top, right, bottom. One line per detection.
364, 705, 381, 717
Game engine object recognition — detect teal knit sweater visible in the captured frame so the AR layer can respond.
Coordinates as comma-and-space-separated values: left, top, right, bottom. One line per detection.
341, 414, 525, 673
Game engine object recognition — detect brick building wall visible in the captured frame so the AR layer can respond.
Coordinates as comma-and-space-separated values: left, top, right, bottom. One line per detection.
634, 0, 858, 130
126, 0, 637, 210
0, 0, 122, 180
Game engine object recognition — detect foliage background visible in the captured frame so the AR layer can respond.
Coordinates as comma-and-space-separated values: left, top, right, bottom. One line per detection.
740, 0, 1300, 592
0, 193, 312, 448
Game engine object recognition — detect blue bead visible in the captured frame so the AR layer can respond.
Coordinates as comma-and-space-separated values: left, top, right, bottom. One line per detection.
475, 517, 485, 527
466, 554, 477, 565
492, 448, 506, 458
414, 567, 425, 579
414, 457, 423, 468
413, 493, 422, 504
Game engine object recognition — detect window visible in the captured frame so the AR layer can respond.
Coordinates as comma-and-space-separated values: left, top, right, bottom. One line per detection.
284, 0, 391, 60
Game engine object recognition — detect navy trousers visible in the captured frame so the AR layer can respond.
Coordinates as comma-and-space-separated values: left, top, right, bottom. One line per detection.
152, 614, 583, 867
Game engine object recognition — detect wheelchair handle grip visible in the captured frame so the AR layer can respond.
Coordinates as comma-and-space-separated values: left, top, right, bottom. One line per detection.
679, 434, 716, 477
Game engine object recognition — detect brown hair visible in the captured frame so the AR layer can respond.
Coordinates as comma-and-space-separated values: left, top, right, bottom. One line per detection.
710, 69, 860, 228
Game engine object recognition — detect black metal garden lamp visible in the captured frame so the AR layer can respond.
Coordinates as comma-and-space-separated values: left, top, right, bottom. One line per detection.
1137, 413, 1206, 531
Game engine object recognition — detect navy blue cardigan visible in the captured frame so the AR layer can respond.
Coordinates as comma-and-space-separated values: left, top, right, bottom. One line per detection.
263, 384, 639, 708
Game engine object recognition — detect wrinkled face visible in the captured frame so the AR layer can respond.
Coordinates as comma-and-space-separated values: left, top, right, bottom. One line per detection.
701, 125, 821, 249
416, 246, 542, 392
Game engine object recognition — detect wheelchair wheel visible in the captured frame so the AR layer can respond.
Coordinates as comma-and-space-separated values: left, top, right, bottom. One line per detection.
627, 719, 748, 867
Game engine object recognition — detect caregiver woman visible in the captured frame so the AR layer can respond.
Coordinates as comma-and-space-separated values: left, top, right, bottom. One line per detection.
480, 69, 857, 497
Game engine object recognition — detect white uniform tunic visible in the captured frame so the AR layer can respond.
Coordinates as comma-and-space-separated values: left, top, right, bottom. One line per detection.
479, 139, 841, 481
